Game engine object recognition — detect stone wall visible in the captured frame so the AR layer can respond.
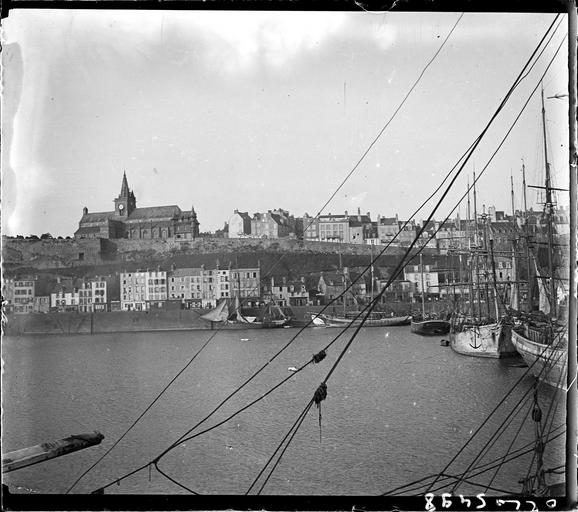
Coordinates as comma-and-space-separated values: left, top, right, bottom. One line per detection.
2, 237, 107, 269
3, 309, 210, 335
3, 236, 408, 272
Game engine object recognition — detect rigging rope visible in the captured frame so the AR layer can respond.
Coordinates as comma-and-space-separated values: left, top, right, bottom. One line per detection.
77, 14, 563, 496
313, 382, 328, 442
382, 425, 566, 495
243, 15, 567, 497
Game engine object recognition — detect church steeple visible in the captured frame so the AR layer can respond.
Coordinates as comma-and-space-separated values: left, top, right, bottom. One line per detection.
120, 171, 130, 197
114, 171, 136, 216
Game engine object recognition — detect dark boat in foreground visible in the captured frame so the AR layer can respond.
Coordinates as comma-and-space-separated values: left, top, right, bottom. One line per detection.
410, 315, 450, 335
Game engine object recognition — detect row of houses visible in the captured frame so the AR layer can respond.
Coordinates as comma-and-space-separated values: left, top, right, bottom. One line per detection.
3, 249, 519, 315
228, 205, 569, 253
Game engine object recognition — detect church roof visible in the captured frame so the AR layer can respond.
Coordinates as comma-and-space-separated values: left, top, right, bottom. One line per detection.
79, 212, 117, 223
126, 205, 182, 221
74, 226, 102, 235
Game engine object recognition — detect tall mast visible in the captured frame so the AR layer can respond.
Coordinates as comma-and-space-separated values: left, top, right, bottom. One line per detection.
565, 0, 576, 500
510, 173, 516, 218
522, 160, 533, 312
541, 84, 557, 318
370, 244, 374, 300
482, 206, 491, 319
487, 214, 500, 320
420, 252, 426, 318
466, 178, 474, 316
466, 177, 471, 250
473, 171, 481, 319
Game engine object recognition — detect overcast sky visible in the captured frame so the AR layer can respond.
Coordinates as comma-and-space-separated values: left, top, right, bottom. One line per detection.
1, 10, 570, 236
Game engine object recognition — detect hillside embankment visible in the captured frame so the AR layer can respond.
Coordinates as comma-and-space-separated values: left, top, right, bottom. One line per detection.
3, 236, 438, 280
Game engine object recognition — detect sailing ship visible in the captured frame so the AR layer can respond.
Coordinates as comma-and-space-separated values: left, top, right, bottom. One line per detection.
201, 296, 290, 330
410, 253, 450, 335
511, 312, 567, 388
316, 264, 410, 327
449, 176, 518, 358
510, 87, 569, 389
319, 310, 411, 327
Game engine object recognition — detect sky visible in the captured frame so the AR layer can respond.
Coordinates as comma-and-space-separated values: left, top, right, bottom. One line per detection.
1, 10, 570, 236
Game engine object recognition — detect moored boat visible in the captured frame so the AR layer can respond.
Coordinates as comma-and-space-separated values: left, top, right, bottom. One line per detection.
410, 253, 451, 336
511, 325, 567, 389
321, 311, 411, 327
410, 315, 450, 336
509, 88, 569, 389
449, 316, 517, 358
201, 299, 289, 329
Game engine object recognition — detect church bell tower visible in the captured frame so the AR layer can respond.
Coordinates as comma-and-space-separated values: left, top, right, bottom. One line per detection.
114, 172, 136, 216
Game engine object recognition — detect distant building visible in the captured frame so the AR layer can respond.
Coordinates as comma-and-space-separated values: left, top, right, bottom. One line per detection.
51, 284, 80, 312
3, 278, 35, 314
75, 172, 199, 240
317, 209, 372, 244
33, 296, 50, 313
251, 210, 291, 239
120, 270, 167, 311
376, 215, 400, 244
229, 210, 253, 238
316, 268, 363, 306
302, 213, 319, 241
230, 268, 261, 300
264, 276, 308, 307
78, 278, 108, 312
168, 268, 204, 306
404, 262, 440, 298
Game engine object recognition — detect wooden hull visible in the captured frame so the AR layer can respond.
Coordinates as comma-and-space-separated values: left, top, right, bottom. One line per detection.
209, 320, 288, 330
410, 319, 450, 336
2, 432, 104, 473
511, 329, 567, 389
324, 314, 411, 327
450, 322, 517, 359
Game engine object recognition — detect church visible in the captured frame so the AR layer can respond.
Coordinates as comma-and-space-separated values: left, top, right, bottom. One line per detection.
74, 173, 200, 240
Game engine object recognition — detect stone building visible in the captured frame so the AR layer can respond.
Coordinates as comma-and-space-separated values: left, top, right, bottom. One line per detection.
120, 270, 167, 311
3, 278, 35, 314
229, 210, 252, 238
74, 173, 199, 240
317, 209, 373, 244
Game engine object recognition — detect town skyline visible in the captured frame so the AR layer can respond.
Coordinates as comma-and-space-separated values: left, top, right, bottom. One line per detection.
2, 10, 570, 237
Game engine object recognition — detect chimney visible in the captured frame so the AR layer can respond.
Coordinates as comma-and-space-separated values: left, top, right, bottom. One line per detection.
357, 207, 361, 222
345, 210, 348, 216
83, 207, 88, 215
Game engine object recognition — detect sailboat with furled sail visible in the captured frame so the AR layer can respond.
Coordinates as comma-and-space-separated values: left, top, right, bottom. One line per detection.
201, 296, 289, 330
510, 86, 568, 389
449, 174, 518, 358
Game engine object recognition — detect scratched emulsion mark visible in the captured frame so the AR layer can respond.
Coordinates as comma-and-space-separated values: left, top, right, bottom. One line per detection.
1, 42, 23, 234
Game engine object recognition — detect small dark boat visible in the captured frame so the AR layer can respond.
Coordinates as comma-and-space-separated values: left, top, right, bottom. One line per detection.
411, 315, 450, 336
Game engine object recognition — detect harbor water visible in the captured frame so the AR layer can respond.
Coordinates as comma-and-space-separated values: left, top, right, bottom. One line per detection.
2, 326, 566, 495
